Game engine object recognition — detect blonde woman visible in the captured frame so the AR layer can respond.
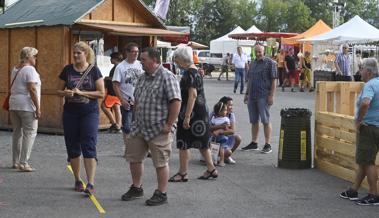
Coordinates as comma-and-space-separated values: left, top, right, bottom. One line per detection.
9, 47, 41, 172
57, 41, 105, 195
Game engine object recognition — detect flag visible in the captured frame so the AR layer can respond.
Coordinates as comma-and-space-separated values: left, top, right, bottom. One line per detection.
154, 0, 170, 20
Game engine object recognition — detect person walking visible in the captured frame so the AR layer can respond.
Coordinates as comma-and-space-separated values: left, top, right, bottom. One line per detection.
9, 47, 41, 172
57, 41, 104, 195
101, 52, 123, 133
276, 49, 285, 87
340, 58, 379, 206
232, 47, 248, 94
168, 46, 218, 183
242, 44, 277, 154
121, 48, 181, 206
112, 43, 143, 155
335, 44, 352, 81
283, 48, 297, 92
218, 53, 230, 81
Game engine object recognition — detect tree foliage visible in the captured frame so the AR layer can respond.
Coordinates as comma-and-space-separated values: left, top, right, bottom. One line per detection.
142, 0, 379, 45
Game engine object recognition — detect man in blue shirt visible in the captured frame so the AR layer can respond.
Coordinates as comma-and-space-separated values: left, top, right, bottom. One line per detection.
242, 44, 277, 154
340, 58, 379, 206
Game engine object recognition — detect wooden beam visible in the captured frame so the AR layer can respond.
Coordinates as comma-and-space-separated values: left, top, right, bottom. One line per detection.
79, 19, 152, 27
316, 134, 355, 157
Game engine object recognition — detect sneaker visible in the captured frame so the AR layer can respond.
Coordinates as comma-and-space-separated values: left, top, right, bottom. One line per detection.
121, 185, 144, 201
339, 188, 358, 201
356, 194, 379, 206
217, 162, 226, 167
291, 88, 296, 92
225, 157, 236, 164
261, 144, 272, 154
74, 181, 84, 192
145, 189, 168, 206
233, 89, 236, 94
108, 123, 117, 133
19, 163, 35, 172
241, 142, 259, 151
300, 88, 304, 92
309, 88, 315, 92
84, 183, 95, 195
12, 162, 20, 169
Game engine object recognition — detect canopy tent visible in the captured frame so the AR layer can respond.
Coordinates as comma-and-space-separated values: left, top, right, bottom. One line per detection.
245, 25, 262, 34
229, 32, 298, 41
210, 26, 256, 55
301, 15, 379, 44
281, 20, 331, 52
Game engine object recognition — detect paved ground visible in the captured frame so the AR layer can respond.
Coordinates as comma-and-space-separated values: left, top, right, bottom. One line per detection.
0, 75, 377, 218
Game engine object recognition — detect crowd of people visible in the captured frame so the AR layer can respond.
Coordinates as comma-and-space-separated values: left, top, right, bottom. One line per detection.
5, 41, 379, 207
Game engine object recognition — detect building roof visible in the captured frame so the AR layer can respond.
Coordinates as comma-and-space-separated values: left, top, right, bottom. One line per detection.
0, 0, 165, 29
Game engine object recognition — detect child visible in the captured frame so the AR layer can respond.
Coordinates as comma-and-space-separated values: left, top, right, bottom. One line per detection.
210, 102, 234, 166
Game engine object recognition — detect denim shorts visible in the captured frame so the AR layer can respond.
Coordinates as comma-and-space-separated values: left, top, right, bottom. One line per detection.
121, 107, 133, 134
247, 98, 271, 124
63, 110, 99, 159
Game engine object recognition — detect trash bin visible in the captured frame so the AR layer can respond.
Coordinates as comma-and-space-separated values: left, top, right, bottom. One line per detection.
278, 108, 312, 169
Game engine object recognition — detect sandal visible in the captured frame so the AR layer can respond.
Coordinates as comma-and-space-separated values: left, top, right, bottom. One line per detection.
198, 169, 218, 180
168, 172, 188, 182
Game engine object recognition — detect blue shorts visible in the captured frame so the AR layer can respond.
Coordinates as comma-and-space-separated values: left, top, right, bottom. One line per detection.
248, 98, 271, 124
121, 107, 133, 134
63, 110, 99, 159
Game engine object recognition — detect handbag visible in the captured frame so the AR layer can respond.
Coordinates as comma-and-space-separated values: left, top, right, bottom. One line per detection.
65, 64, 94, 104
209, 140, 221, 164
2, 68, 22, 111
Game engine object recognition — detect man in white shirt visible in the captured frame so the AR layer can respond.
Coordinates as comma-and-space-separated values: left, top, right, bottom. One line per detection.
232, 47, 248, 94
112, 43, 143, 155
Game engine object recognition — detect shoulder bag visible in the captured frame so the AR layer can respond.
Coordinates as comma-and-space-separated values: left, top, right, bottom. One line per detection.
65, 64, 94, 104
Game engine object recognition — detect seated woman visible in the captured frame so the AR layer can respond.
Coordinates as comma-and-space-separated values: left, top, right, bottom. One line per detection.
217, 96, 241, 163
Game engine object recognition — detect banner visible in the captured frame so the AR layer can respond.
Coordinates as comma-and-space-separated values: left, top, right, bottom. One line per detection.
154, 0, 170, 20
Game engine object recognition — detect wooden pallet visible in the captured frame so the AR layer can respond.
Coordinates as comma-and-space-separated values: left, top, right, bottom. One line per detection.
315, 82, 379, 189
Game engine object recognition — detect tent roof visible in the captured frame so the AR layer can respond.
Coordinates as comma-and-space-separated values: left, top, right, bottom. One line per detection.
211, 26, 245, 42
301, 15, 379, 44
245, 25, 262, 33
282, 20, 331, 45
0, 0, 165, 29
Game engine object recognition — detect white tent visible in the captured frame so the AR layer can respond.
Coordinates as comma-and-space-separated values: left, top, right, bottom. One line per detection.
245, 25, 262, 34
210, 26, 256, 55
301, 15, 379, 44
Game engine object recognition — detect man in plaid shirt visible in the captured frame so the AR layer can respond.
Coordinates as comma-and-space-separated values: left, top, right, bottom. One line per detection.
121, 47, 181, 206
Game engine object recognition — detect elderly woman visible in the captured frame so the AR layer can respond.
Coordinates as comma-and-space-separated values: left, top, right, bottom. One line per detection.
169, 46, 218, 182
57, 41, 104, 195
9, 47, 41, 172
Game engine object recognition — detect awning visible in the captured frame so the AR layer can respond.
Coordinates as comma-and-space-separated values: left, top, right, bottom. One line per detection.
229, 32, 298, 41
75, 22, 187, 37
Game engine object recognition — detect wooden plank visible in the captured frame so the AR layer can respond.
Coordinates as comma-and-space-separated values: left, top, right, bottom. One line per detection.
114, 0, 134, 22
91, 0, 113, 21
324, 82, 339, 92
317, 150, 357, 171
349, 91, 356, 116
9, 28, 36, 70
339, 83, 351, 115
316, 134, 355, 157
0, 30, 9, 90
315, 159, 377, 189
316, 82, 327, 112
316, 111, 355, 131
316, 124, 356, 143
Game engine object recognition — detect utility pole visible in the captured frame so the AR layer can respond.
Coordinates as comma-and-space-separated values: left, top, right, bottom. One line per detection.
331, 0, 346, 28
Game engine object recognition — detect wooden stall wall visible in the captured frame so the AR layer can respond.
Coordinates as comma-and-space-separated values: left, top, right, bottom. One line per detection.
315, 82, 379, 189
0, 29, 10, 128
85, 0, 156, 26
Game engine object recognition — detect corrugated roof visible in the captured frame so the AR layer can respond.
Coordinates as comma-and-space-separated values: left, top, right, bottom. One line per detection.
0, 0, 104, 28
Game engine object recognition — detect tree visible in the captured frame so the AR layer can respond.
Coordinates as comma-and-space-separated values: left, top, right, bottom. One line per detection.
286, 0, 315, 32
256, 0, 288, 32
304, 0, 333, 27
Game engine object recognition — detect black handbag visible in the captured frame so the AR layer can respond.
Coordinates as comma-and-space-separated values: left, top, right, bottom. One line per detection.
65, 64, 94, 104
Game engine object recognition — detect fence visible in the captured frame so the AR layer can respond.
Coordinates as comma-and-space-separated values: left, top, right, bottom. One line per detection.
315, 81, 379, 188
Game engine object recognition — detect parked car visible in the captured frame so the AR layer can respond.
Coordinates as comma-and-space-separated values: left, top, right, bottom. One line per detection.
195, 50, 223, 69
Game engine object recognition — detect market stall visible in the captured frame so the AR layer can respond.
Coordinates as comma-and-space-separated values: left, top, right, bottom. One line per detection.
0, 0, 185, 133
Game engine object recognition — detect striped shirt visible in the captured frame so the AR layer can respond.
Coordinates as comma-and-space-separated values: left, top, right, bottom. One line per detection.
335, 52, 351, 76
131, 65, 181, 140
247, 57, 278, 100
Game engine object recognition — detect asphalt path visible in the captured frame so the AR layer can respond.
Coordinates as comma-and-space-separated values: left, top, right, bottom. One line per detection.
0, 76, 377, 218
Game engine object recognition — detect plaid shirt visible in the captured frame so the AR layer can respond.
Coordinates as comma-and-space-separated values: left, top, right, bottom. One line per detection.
335, 52, 351, 76
247, 57, 278, 100
131, 65, 181, 140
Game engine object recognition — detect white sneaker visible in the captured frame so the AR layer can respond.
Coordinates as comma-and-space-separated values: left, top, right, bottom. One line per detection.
225, 157, 236, 164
